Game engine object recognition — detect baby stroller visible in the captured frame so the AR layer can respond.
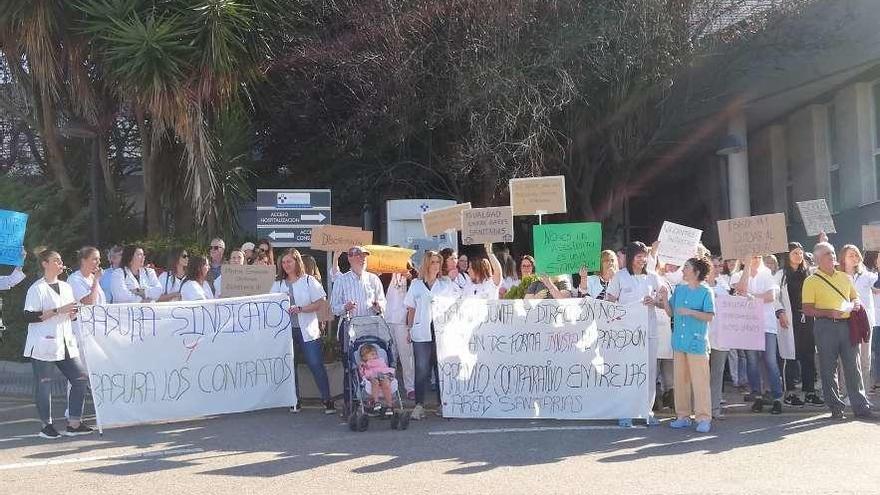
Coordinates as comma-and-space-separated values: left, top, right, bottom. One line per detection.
345, 315, 412, 432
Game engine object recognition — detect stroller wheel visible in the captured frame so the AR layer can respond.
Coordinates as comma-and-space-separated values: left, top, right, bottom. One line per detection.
399, 411, 411, 430
357, 413, 370, 432
348, 412, 358, 432
390, 411, 400, 430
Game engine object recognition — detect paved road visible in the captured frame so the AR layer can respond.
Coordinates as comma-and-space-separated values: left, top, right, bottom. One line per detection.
1, 395, 878, 495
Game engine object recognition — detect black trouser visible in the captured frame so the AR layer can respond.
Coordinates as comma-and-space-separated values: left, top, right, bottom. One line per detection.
784, 311, 817, 393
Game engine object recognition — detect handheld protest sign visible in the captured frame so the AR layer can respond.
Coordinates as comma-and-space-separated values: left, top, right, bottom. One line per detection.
364, 245, 416, 274
863, 225, 880, 252
713, 295, 766, 351
0, 209, 27, 266
309, 225, 373, 252
796, 199, 836, 236
533, 222, 601, 275
717, 213, 788, 261
461, 206, 514, 245
656, 221, 703, 266
509, 176, 567, 217
421, 202, 471, 237
218, 264, 276, 298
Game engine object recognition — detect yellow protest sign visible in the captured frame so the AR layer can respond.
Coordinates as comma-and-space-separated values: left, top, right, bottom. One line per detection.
364, 245, 415, 274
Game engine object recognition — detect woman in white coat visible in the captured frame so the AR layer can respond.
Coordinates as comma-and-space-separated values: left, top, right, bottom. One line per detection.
179, 256, 216, 301
67, 246, 106, 306
271, 248, 335, 414
22, 250, 93, 439
157, 248, 188, 302
110, 245, 162, 303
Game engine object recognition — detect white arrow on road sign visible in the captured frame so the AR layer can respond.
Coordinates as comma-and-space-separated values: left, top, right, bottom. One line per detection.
301, 213, 326, 222
268, 231, 300, 240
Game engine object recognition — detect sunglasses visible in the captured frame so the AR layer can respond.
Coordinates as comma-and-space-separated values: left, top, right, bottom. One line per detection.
181, 254, 189, 258
210, 246, 223, 250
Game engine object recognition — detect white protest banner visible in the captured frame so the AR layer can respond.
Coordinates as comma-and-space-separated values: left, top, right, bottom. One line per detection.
422, 202, 471, 236
712, 294, 765, 351
432, 297, 651, 420
656, 221, 703, 266
219, 264, 276, 298
717, 213, 788, 260
863, 225, 880, 251
461, 206, 514, 245
509, 176, 567, 216
796, 199, 836, 236
78, 293, 295, 428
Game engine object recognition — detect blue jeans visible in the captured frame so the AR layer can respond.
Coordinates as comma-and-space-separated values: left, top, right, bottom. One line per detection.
872, 327, 880, 384
412, 327, 440, 406
746, 333, 783, 400
32, 354, 88, 425
292, 327, 331, 401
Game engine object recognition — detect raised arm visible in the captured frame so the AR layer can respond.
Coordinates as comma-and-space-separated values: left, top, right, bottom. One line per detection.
485, 243, 502, 287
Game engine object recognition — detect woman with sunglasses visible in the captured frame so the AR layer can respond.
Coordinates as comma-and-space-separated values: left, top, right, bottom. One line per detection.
23, 249, 92, 439
157, 248, 188, 302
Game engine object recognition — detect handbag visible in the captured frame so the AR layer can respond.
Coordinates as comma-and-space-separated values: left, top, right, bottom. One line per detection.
814, 273, 870, 346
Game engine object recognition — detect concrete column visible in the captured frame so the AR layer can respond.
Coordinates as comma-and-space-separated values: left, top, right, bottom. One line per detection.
728, 113, 751, 217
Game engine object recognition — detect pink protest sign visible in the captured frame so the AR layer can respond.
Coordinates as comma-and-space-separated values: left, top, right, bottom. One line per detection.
713, 294, 766, 351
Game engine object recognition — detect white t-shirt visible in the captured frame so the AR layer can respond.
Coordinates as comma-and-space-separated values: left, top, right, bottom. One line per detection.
271, 276, 327, 342
404, 277, 460, 342
606, 269, 663, 338
850, 271, 878, 328
180, 280, 215, 301
23, 278, 79, 361
158, 271, 186, 296
454, 272, 471, 288
67, 270, 107, 305
731, 267, 779, 334
384, 273, 409, 325
461, 279, 500, 300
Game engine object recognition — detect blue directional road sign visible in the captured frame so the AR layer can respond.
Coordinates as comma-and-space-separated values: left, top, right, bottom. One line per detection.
255, 189, 331, 247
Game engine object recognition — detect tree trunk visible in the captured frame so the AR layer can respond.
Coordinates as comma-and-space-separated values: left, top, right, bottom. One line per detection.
135, 106, 162, 235
36, 90, 79, 210
97, 131, 115, 196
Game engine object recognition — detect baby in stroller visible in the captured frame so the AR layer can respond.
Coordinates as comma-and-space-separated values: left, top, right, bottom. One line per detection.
359, 344, 396, 415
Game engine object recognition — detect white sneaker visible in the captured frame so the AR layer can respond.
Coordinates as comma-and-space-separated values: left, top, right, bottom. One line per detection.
411, 404, 424, 420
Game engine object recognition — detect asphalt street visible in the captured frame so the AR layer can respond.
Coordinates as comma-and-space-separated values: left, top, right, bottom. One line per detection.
1, 394, 878, 495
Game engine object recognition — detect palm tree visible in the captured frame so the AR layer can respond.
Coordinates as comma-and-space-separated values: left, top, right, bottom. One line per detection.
1, 0, 290, 235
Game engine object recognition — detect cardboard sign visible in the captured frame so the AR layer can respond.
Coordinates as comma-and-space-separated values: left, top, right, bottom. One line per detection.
656, 221, 703, 267
862, 225, 880, 252
713, 295, 766, 351
309, 225, 373, 252
796, 199, 836, 236
0, 209, 27, 266
433, 297, 651, 420
717, 213, 788, 260
364, 245, 416, 274
218, 264, 276, 298
421, 202, 471, 236
509, 176, 567, 216
461, 206, 514, 245
533, 222, 602, 275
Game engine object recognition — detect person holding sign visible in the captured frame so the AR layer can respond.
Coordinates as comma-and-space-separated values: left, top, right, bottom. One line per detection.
461, 244, 503, 299
330, 246, 387, 411
272, 249, 335, 415
731, 256, 784, 415
157, 248, 189, 302
110, 245, 163, 303
405, 250, 461, 420
802, 242, 873, 420
660, 257, 715, 433
67, 247, 106, 306
839, 245, 878, 391
707, 256, 732, 418
0, 248, 26, 290
180, 256, 216, 301
776, 243, 823, 408
605, 241, 665, 428
22, 249, 92, 439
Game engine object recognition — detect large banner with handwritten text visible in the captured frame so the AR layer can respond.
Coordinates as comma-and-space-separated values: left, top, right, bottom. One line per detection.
433, 297, 651, 420
78, 293, 295, 428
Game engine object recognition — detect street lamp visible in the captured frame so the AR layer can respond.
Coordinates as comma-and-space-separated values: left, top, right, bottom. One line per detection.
59, 121, 101, 247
